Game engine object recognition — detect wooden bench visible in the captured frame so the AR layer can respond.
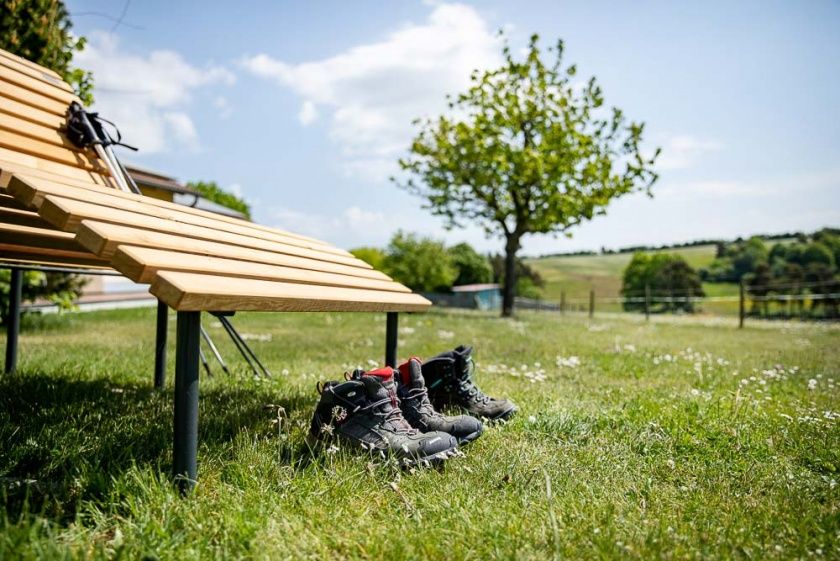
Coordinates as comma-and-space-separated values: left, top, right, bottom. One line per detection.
1, 48, 430, 491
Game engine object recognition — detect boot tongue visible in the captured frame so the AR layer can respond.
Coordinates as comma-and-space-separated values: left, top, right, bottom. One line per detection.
397, 357, 426, 389
453, 345, 474, 378
361, 367, 398, 405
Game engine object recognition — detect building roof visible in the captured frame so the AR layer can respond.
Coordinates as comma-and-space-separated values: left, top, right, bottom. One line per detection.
123, 164, 249, 221
124, 164, 196, 195
451, 283, 501, 292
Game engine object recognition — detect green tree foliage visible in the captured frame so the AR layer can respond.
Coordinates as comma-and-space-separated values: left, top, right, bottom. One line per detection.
186, 181, 251, 219
0, 0, 93, 103
382, 232, 456, 292
0, 269, 87, 323
350, 247, 386, 271
621, 252, 704, 313
397, 33, 659, 316
449, 243, 493, 286
702, 236, 769, 282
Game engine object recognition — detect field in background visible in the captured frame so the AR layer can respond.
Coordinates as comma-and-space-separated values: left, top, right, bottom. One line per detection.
1, 307, 838, 559
525, 245, 740, 315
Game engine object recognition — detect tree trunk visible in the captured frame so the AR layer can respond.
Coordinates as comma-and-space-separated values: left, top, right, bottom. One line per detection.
501, 236, 520, 317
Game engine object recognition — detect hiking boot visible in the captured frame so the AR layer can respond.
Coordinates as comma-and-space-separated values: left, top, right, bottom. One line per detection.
308, 367, 458, 466
421, 345, 518, 421
396, 357, 483, 445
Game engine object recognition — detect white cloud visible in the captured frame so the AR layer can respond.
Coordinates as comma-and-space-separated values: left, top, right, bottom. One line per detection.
271, 205, 390, 247
242, 2, 502, 181
74, 32, 235, 154
298, 101, 319, 125
213, 96, 232, 119
656, 135, 722, 171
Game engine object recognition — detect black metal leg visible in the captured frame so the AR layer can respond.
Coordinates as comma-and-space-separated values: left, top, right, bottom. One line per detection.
4, 268, 22, 375
173, 311, 200, 494
154, 300, 168, 388
385, 312, 398, 367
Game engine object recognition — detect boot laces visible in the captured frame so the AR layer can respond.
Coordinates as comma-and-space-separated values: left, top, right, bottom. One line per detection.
455, 358, 490, 404
403, 387, 443, 419
362, 397, 416, 434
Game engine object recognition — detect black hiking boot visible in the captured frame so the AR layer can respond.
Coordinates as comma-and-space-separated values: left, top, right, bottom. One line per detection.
396, 357, 483, 445
421, 345, 518, 421
308, 367, 458, 466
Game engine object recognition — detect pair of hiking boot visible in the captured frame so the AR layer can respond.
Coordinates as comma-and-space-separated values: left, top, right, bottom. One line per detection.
308, 345, 517, 466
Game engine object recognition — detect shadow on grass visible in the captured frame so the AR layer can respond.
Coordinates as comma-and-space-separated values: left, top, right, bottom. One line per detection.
0, 371, 313, 523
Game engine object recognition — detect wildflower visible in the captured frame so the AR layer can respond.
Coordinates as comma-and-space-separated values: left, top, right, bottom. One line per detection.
808, 379, 818, 390
326, 444, 339, 455
240, 333, 272, 342
437, 329, 454, 339
331, 406, 348, 422
528, 415, 537, 423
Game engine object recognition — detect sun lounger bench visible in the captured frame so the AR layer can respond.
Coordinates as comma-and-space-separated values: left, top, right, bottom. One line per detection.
0, 48, 430, 491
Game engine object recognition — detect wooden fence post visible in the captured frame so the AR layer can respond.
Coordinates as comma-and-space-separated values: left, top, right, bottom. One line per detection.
589, 290, 595, 319
739, 281, 745, 329
560, 291, 566, 315
644, 283, 650, 321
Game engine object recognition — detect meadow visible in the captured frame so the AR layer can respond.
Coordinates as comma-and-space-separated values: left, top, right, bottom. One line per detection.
1, 306, 838, 559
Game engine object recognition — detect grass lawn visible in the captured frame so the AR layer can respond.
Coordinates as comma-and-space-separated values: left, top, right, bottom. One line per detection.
1, 306, 838, 559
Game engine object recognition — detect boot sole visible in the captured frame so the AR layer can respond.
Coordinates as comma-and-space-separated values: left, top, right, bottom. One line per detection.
307, 432, 459, 468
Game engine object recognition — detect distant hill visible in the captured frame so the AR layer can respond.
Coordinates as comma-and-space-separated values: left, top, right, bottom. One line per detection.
525, 244, 719, 303
524, 243, 752, 315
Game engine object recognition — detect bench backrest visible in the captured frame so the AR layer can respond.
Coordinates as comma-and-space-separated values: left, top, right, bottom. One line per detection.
0, 48, 430, 313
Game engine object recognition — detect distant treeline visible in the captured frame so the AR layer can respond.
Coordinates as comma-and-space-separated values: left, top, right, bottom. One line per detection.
538, 230, 813, 258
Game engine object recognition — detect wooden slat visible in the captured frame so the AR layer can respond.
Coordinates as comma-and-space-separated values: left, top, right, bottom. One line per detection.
0, 149, 112, 186
8, 173, 343, 253
0, 93, 66, 128
0, 111, 76, 149
0, 49, 65, 82
76, 220, 392, 282
0, 206, 48, 228
0, 80, 68, 115
112, 245, 411, 292
0, 129, 104, 171
0, 245, 110, 268
0, 193, 30, 210
151, 271, 431, 312
10, 175, 354, 259
0, 222, 97, 255
0, 61, 77, 103
39, 195, 369, 269
0, 157, 115, 189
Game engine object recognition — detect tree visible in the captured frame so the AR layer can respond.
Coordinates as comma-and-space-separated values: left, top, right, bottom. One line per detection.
397, 34, 659, 316
383, 232, 457, 292
186, 181, 251, 219
350, 247, 387, 271
621, 252, 704, 313
489, 253, 545, 299
448, 243, 492, 286
0, 0, 93, 103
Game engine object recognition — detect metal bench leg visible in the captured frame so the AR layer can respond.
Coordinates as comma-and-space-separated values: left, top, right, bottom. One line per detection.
4, 268, 22, 375
173, 311, 200, 494
385, 312, 398, 367
154, 300, 168, 388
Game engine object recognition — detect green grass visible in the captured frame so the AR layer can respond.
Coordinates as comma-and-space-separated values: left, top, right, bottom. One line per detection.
1, 307, 839, 559
526, 245, 741, 314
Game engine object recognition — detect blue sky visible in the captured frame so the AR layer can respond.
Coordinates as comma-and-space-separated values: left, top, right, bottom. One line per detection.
66, 0, 840, 255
